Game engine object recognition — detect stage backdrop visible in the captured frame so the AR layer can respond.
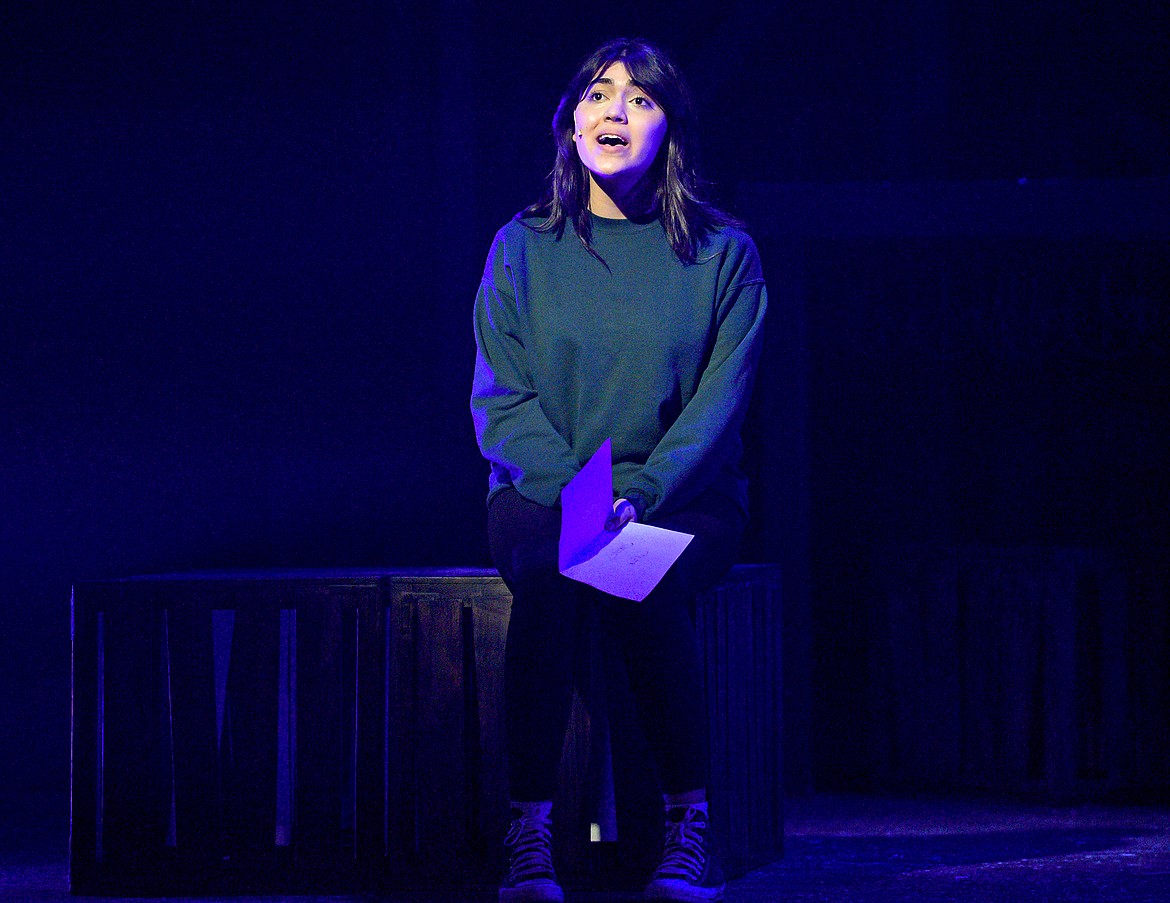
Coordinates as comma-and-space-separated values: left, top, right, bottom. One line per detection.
3, 2, 1167, 832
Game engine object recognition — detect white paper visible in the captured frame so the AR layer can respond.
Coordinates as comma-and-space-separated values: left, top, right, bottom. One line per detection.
558, 439, 693, 601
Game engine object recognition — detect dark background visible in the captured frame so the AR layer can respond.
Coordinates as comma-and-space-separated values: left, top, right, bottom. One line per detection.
3, 0, 1168, 833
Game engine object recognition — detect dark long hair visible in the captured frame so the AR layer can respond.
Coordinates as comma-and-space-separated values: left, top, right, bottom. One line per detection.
522, 37, 740, 264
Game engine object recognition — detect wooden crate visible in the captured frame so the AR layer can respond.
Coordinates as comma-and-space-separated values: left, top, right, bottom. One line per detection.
70, 571, 385, 895
374, 567, 784, 890
71, 565, 782, 894
380, 570, 513, 885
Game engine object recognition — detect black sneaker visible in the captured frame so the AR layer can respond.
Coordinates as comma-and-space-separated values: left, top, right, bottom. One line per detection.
499, 802, 563, 903
644, 804, 726, 902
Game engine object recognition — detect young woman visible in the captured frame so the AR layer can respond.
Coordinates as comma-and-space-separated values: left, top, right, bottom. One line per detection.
471, 37, 767, 903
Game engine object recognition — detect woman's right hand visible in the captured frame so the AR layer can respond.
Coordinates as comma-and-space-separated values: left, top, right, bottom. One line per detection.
604, 498, 638, 532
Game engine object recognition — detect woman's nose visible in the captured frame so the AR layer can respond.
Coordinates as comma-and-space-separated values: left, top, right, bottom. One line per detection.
604, 98, 627, 122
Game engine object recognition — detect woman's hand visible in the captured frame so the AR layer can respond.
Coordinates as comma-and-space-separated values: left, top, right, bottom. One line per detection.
604, 498, 638, 532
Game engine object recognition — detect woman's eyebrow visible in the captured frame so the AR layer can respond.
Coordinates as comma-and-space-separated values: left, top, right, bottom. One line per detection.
584, 76, 652, 95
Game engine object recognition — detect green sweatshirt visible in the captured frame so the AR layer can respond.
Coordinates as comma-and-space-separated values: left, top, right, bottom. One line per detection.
471, 212, 767, 522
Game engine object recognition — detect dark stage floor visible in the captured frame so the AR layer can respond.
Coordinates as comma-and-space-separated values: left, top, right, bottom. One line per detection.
5, 795, 1170, 902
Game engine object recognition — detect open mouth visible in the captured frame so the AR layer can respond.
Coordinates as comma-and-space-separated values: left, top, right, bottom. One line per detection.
597, 134, 628, 147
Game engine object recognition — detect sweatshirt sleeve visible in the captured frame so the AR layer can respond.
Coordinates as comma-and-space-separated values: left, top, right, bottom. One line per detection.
619, 233, 767, 520
470, 226, 580, 507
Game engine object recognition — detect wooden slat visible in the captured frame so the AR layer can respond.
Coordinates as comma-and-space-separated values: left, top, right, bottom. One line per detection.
710, 584, 734, 871
275, 607, 296, 849
222, 592, 279, 853
412, 592, 466, 873
711, 584, 733, 870
765, 580, 785, 854
69, 582, 108, 890
698, 568, 784, 875
747, 583, 767, 860
168, 585, 221, 861
470, 585, 510, 870
354, 583, 385, 868
701, 578, 728, 875
295, 585, 344, 860
102, 582, 164, 866
728, 583, 750, 874
383, 581, 415, 867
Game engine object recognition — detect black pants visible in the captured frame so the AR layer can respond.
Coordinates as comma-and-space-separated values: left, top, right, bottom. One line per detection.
487, 486, 744, 801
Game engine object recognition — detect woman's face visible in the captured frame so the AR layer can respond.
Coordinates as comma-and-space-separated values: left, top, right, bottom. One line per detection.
572, 61, 668, 200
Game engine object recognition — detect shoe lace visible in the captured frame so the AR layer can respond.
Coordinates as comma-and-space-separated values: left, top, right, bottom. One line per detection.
654, 806, 708, 881
505, 812, 556, 881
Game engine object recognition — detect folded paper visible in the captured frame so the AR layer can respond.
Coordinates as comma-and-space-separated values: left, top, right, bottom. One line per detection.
558, 439, 693, 601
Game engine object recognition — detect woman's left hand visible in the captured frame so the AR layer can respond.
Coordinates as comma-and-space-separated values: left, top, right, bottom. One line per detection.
604, 498, 638, 532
